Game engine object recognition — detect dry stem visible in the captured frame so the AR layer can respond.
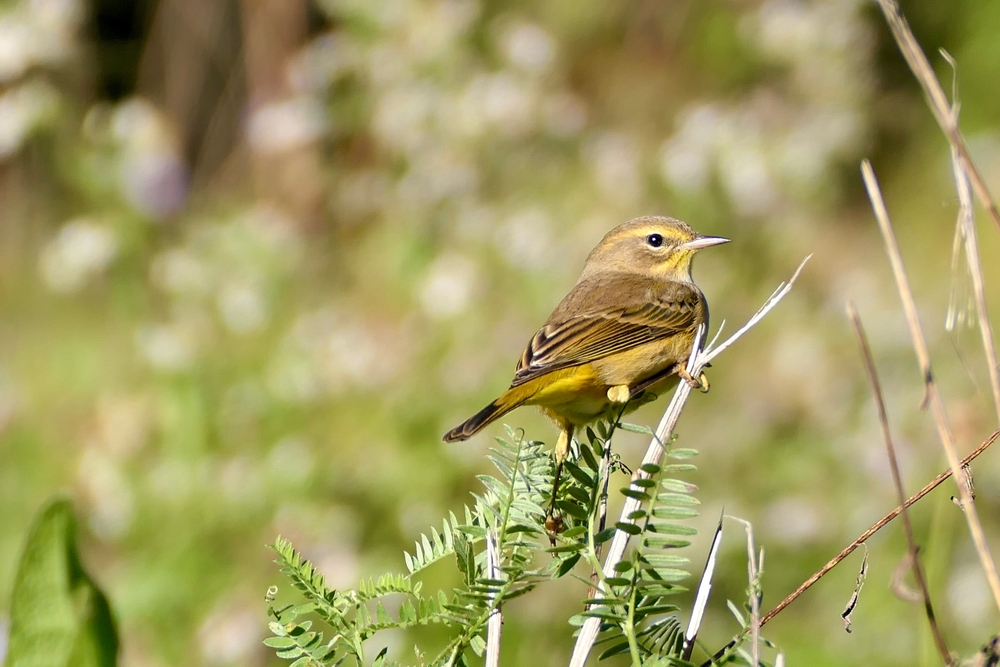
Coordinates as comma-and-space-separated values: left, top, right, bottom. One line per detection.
950, 148, 1000, 423
862, 160, 1000, 614
874, 0, 1000, 235
704, 428, 999, 666
567, 257, 810, 667
485, 530, 502, 667
848, 303, 952, 665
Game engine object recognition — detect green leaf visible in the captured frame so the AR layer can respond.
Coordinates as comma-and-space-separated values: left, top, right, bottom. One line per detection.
6, 498, 119, 667
659, 479, 698, 493
668, 448, 698, 460
555, 553, 581, 577
614, 522, 642, 536
651, 506, 699, 520
616, 422, 653, 435
655, 492, 700, 506
619, 488, 651, 501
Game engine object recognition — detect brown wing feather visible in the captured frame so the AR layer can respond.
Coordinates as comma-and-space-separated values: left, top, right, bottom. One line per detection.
511, 275, 703, 388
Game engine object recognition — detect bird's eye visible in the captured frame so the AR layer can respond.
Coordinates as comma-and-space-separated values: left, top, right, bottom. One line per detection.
646, 234, 664, 248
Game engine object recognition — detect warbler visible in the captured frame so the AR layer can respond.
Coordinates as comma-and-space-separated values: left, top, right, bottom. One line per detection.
442, 216, 728, 520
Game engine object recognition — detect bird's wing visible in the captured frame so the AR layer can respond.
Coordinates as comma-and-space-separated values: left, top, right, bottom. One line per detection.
510, 277, 702, 388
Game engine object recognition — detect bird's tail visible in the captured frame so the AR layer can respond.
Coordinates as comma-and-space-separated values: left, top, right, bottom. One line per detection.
442, 388, 530, 442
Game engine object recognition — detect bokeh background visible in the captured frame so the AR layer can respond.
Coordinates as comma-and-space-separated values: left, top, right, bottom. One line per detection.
2, 0, 1000, 665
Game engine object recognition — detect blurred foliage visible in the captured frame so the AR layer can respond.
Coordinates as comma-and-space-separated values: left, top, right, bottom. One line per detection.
1, 0, 1000, 666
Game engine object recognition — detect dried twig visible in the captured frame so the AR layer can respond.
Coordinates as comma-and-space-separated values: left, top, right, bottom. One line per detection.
951, 147, 1000, 423
728, 517, 762, 665
862, 160, 1000, 613
485, 530, 502, 667
873, 0, 1000, 235
848, 304, 952, 664
840, 545, 868, 634
703, 428, 999, 666
568, 257, 810, 667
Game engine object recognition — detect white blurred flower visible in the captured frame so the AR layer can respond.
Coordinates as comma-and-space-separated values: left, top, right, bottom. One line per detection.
151, 250, 211, 296
289, 32, 358, 92
247, 96, 327, 153
0, 2, 77, 80
136, 324, 194, 371
501, 21, 555, 72
0, 15, 32, 81
373, 82, 437, 152
717, 145, 777, 216
495, 208, 552, 270
479, 72, 535, 137
397, 147, 478, 206
218, 282, 268, 334
0, 79, 58, 158
584, 131, 642, 204
419, 253, 478, 319
406, 0, 478, 62
198, 605, 261, 667
39, 218, 118, 293
659, 136, 710, 193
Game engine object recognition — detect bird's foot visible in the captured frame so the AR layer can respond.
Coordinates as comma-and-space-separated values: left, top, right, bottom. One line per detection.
674, 364, 711, 393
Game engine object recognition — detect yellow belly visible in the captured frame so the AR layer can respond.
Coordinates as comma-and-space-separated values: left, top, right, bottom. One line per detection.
521, 336, 690, 428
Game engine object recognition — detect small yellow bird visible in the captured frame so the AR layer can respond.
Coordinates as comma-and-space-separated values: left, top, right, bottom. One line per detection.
443, 216, 728, 519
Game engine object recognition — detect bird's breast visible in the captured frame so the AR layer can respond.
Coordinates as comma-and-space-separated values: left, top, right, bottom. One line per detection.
591, 335, 693, 386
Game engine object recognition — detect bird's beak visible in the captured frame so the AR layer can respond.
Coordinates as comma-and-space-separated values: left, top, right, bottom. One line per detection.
682, 235, 730, 251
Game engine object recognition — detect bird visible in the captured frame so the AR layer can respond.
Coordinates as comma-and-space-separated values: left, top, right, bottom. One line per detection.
442, 216, 729, 525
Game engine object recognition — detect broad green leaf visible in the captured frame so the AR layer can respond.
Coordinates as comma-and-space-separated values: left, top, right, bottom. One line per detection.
6, 498, 118, 667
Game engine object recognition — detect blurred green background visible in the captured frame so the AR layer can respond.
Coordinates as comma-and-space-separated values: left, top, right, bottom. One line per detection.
1, 0, 1000, 665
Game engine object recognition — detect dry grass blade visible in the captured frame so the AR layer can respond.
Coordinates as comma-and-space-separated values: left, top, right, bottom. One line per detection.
485, 530, 502, 667
567, 256, 809, 667
727, 517, 762, 666
874, 0, 1000, 235
862, 159, 1000, 614
848, 303, 952, 664
682, 515, 724, 661
703, 428, 1000, 666
951, 147, 1000, 423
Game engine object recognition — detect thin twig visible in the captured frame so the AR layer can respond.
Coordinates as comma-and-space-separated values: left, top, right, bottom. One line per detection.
862, 160, 1000, 613
951, 147, 1000, 423
873, 0, 1000, 235
703, 428, 1000, 666
568, 257, 810, 667
485, 530, 502, 667
848, 304, 953, 664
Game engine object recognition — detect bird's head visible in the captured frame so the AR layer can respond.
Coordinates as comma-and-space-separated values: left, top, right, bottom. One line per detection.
580, 216, 730, 282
